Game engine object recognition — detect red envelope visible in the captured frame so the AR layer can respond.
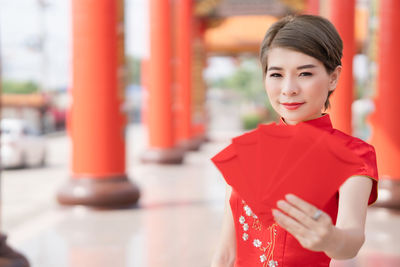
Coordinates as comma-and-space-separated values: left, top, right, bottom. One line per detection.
211, 143, 262, 213
257, 123, 298, 194
212, 122, 364, 228
231, 129, 261, 200
268, 123, 326, 182
263, 124, 364, 208
231, 124, 297, 202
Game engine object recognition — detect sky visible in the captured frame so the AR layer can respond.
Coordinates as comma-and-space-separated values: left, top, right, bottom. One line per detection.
0, 0, 149, 90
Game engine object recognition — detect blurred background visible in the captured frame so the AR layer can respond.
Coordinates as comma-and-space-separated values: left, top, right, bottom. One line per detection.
0, 0, 399, 266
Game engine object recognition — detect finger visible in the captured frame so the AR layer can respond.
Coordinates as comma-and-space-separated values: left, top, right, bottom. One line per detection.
273, 210, 327, 251
285, 194, 319, 216
285, 194, 330, 222
276, 200, 317, 229
272, 209, 310, 239
286, 194, 332, 232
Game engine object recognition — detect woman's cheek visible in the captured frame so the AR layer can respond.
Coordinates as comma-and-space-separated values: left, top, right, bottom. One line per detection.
266, 90, 280, 113
266, 86, 280, 103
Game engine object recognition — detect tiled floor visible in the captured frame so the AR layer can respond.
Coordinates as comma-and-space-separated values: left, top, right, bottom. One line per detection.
1, 123, 231, 267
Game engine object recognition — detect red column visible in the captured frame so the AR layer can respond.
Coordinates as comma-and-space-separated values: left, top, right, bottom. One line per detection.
141, 0, 184, 163
328, 0, 355, 135
370, 0, 400, 208
191, 19, 209, 143
305, 0, 319, 15
174, 0, 201, 151
57, 0, 140, 207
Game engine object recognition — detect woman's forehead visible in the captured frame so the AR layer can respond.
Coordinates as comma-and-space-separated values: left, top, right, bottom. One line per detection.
267, 47, 323, 69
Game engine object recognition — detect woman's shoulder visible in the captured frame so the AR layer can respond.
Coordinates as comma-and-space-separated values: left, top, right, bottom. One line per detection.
331, 129, 376, 155
331, 129, 378, 205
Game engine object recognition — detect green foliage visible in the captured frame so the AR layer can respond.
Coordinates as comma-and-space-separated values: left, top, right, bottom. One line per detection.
126, 55, 141, 85
1, 80, 39, 94
242, 113, 263, 130
211, 57, 278, 123
212, 58, 266, 105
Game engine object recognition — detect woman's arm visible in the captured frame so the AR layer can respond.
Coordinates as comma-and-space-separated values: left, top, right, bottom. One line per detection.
324, 176, 372, 259
271, 176, 372, 260
211, 185, 236, 267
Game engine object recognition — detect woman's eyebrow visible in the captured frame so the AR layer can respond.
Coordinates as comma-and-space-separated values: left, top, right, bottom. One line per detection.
267, 64, 317, 71
297, 64, 316, 70
267, 66, 282, 71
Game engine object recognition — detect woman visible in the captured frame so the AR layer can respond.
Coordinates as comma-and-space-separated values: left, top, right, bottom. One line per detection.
211, 15, 378, 267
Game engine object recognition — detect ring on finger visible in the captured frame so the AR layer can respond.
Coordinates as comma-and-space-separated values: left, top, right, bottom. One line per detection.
312, 209, 323, 221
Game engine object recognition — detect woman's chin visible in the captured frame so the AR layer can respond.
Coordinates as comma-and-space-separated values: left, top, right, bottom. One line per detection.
279, 111, 307, 125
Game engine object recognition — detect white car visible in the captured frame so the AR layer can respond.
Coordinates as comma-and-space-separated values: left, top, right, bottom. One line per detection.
1, 119, 46, 169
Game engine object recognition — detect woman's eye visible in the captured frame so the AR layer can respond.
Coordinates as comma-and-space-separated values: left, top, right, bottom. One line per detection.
299, 72, 312, 77
269, 73, 282, 78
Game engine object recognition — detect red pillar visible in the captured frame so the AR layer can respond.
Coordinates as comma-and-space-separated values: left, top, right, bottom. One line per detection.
174, 0, 201, 151
191, 19, 209, 143
328, 0, 355, 135
141, 0, 184, 163
370, 0, 400, 208
57, 0, 140, 207
305, 0, 319, 15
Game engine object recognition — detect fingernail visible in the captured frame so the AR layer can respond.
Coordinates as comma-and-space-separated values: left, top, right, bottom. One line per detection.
277, 200, 285, 207
272, 209, 279, 216
286, 194, 295, 201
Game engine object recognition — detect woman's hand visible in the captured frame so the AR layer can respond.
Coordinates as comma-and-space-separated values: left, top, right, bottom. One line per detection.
272, 194, 335, 252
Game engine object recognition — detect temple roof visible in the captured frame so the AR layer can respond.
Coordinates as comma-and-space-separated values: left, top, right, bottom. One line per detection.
204, 16, 277, 55
195, 0, 300, 17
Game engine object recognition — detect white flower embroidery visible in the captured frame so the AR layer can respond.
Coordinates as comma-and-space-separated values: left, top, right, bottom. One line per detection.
260, 254, 267, 262
253, 239, 262, 248
244, 205, 253, 216
242, 233, 249, 241
243, 223, 249, 231
239, 216, 245, 224
252, 214, 258, 219
268, 260, 278, 267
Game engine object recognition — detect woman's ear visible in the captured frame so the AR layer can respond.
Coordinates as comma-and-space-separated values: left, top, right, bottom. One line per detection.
329, 65, 342, 91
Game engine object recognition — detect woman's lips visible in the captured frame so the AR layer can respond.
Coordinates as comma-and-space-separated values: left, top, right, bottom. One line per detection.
281, 102, 305, 110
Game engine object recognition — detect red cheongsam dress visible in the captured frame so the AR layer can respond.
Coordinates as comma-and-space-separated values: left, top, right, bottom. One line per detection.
229, 114, 378, 267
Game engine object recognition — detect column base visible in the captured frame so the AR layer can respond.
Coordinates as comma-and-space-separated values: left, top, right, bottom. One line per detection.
179, 135, 204, 151
373, 178, 400, 209
202, 134, 211, 143
140, 147, 184, 164
57, 175, 140, 208
0, 234, 29, 267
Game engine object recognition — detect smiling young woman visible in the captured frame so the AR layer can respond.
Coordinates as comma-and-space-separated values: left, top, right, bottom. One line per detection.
211, 15, 378, 267
264, 47, 341, 125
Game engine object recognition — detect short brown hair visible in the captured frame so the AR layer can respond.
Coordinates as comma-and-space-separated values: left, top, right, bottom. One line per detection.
260, 15, 343, 109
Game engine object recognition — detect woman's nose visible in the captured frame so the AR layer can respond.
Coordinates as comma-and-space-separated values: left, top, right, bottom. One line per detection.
281, 78, 299, 96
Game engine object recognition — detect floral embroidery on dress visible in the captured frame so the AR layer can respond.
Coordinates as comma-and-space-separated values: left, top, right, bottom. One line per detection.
253, 239, 262, 247
268, 260, 279, 267
242, 233, 249, 241
239, 199, 278, 267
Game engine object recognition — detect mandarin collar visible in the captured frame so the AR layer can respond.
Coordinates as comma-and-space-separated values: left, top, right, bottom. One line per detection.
279, 113, 333, 131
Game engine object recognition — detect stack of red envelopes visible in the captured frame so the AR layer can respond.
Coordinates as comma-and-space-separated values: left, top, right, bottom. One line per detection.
211, 122, 364, 222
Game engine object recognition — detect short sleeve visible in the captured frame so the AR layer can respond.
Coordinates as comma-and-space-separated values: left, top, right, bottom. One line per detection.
348, 141, 379, 205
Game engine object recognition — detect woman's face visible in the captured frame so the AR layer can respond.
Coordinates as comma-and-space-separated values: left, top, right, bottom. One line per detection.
264, 47, 341, 125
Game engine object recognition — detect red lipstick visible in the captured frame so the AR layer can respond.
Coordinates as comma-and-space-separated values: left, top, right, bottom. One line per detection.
281, 102, 305, 110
